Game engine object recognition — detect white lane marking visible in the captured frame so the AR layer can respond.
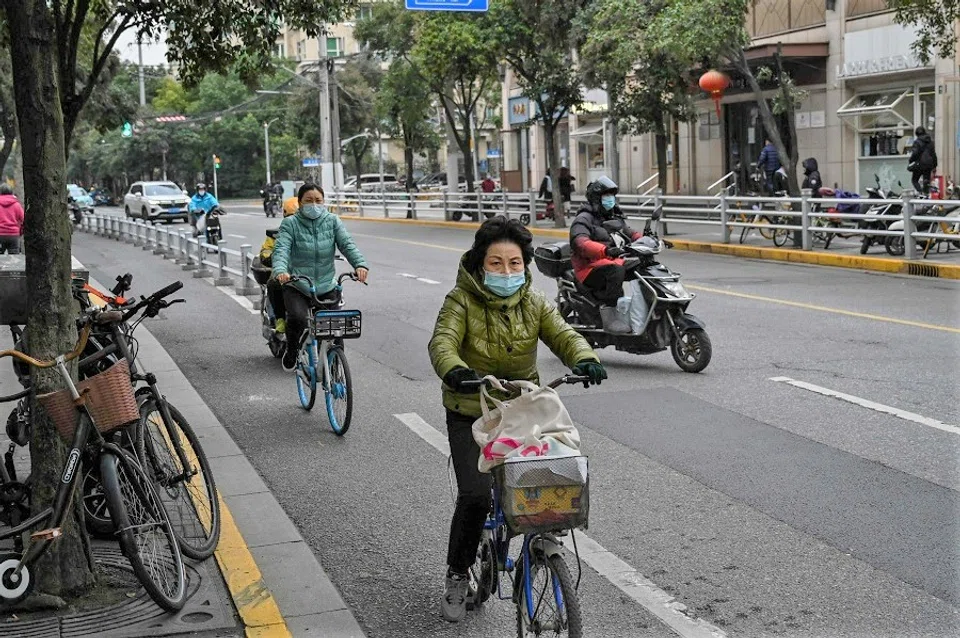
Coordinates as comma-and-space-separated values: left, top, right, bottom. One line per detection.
393, 412, 727, 638
416, 278, 440, 285
770, 377, 960, 435
398, 273, 419, 279
228, 234, 246, 239
204, 278, 259, 315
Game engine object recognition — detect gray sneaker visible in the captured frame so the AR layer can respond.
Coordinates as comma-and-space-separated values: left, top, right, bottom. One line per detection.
441, 571, 469, 623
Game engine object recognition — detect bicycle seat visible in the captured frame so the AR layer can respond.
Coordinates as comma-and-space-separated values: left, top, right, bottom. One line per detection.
265, 229, 280, 239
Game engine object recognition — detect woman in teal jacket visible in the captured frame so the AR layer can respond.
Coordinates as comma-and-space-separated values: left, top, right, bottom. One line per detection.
273, 183, 369, 370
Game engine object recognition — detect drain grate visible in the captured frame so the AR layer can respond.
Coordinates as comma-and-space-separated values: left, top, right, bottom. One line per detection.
906, 262, 940, 278
0, 542, 237, 638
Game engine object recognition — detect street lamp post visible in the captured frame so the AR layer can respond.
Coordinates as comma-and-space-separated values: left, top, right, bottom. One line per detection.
264, 117, 280, 185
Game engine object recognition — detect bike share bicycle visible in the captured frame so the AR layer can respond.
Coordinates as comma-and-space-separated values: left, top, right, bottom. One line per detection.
460, 375, 591, 638
0, 310, 187, 610
283, 273, 363, 435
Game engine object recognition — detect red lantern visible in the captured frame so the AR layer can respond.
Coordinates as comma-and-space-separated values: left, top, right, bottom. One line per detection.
699, 70, 730, 118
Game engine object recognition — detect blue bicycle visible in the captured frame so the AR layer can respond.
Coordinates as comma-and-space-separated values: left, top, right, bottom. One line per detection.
462, 375, 590, 638
283, 273, 363, 435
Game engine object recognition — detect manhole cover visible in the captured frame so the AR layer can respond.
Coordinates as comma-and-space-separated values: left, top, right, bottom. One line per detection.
0, 541, 237, 637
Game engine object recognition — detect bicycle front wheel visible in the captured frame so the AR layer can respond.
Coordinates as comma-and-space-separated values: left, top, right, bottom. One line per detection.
297, 342, 317, 411
516, 550, 582, 638
325, 345, 353, 436
100, 449, 187, 611
138, 397, 221, 560
772, 220, 790, 247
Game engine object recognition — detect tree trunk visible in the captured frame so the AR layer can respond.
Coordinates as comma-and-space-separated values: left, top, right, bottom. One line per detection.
606, 90, 619, 189
544, 120, 566, 229
3, 0, 97, 598
0, 134, 14, 177
404, 144, 415, 219
654, 116, 669, 194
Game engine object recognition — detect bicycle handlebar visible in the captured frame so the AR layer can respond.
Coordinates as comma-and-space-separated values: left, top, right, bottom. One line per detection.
0, 320, 94, 369
460, 375, 591, 390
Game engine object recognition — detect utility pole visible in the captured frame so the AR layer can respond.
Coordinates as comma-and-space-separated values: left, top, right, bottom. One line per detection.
264, 118, 279, 185
137, 38, 146, 107
212, 155, 219, 199
607, 89, 619, 189
329, 60, 343, 188
317, 37, 334, 191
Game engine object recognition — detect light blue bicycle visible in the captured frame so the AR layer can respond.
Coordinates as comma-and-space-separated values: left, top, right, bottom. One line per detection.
283, 273, 363, 435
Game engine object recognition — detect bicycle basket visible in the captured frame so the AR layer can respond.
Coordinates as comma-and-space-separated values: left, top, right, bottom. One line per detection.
314, 309, 362, 340
493, 455, 589, 535
37, 359, 139, 442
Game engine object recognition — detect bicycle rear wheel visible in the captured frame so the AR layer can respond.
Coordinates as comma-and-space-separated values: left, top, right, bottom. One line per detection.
757, 215, 775, 240
138, 397, 221, 560
324, 345, 353, 435
100, 449, 187, 611
516, 549, 582, 638
772, 219, 790, 247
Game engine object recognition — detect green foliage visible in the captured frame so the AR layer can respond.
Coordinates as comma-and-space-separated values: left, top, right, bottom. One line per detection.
377, 60, 439, 158
889, 0, 960, 63
152, 78, 191, 114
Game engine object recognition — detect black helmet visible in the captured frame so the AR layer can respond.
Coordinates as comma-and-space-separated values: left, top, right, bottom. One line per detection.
585, 175, 618, 205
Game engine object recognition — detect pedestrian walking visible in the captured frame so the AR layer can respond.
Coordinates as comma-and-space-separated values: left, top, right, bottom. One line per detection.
559, 167, 576, 215
0, 184, 24, 255
907, 126, 937, 195
757, 138, 781, 195
428, 216, 605, 623
538, 169, 553, 201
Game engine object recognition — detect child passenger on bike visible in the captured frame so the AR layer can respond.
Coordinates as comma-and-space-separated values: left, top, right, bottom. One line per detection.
427, 216, 606, 623
272, 184, 369, 371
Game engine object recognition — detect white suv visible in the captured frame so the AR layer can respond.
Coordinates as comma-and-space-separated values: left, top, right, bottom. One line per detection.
124, 181, 191, 222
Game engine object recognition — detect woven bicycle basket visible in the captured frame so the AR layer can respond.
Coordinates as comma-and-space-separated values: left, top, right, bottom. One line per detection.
493, 455, 590, 536
37, 359, 139, 442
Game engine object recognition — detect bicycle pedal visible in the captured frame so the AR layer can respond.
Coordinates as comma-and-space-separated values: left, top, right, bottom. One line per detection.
31, 528, 62, 541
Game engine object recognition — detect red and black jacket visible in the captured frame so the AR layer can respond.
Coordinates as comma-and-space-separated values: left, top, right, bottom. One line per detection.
569, 204, 641, 282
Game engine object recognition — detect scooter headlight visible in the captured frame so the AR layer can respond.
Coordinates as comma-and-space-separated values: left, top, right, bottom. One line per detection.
662, 281, 688, 297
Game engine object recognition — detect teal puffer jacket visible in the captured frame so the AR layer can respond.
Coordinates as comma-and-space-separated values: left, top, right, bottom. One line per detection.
271, 208, 368, 295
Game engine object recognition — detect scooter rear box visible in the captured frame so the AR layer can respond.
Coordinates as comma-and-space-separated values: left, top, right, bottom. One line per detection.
0, 255, 89, 325
534, 243, 572, 278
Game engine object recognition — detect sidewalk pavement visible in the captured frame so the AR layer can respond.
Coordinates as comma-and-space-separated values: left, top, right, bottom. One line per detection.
0, 287, 366, 638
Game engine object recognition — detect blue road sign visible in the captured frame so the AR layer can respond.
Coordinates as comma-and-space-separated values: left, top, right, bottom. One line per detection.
302, 157, 320, 168
405, 0, 488, 11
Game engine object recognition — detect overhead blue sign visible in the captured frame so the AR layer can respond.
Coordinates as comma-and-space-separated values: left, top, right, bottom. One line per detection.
405, 0, 488, 11
302, 157, 319, 167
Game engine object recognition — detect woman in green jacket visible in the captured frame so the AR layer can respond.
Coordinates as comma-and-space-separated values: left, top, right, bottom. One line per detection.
428, 216, 606, 623
274, 184, 369, 370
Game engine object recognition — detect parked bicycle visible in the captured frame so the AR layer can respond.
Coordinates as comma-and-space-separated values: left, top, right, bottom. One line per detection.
283, 273, 363, 435
0, 311, 187, 610
461, 375, 591, 638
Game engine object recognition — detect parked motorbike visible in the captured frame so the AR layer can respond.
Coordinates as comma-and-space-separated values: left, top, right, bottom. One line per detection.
533, 208, 711, 373
67, 196, 84, 225
91, 189, 115, 206
859, 174, 902, 254
885, 183, 960, 256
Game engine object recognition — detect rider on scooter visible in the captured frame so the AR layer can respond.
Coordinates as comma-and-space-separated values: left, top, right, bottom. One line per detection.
259, 205, 298, 333
189, 183, 219, 234
569, 176, 642, 334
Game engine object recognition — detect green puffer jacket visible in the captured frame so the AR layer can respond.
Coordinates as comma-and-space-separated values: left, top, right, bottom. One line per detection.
271, 208, 368, 296
428, 255, 599, 418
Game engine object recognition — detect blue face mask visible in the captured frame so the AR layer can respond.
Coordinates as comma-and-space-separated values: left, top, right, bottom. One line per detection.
301, 203, 327, 220
601, 195, 616, 211
483, 270, 526, 297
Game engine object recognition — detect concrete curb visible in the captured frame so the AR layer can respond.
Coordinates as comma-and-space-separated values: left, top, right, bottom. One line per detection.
337, 215, 960, 280
88, 276, 366, 638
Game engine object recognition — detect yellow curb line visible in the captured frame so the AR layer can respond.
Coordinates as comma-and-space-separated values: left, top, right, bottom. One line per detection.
338, 215, 960, 280
88, 294, 291, 637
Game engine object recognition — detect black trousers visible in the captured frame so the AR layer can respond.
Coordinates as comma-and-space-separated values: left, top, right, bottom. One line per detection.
446, 409, 492, 575
267, 280, 285, 320
0, 236, 20, 254
281, 286, 339, 347
584, 264, 626, 306
911, 170, 932, 195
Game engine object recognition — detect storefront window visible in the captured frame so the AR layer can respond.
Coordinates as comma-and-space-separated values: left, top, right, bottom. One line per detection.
840, 84, 936, 192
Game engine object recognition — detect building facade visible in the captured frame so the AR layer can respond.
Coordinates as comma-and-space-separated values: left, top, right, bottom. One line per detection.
501, 0, 959, 196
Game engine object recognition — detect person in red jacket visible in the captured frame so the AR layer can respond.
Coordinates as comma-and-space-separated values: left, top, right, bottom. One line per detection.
0, 184, 25, 254
569, 176, 640, 334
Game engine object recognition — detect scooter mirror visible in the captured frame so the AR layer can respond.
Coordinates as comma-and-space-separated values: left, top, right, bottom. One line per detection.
651, 206, 663, 221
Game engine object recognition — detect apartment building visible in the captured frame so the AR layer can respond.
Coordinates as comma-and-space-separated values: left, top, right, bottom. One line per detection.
501, 0, 959, 195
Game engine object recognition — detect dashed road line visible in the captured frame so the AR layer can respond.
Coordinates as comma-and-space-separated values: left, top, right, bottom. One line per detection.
397, 272, 441, 285
416, 278, 440, 285
770, 377, 960, 435
393, 412, 727, 638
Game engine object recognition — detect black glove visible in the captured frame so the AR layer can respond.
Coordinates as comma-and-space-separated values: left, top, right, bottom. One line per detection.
444, 367, 482, 394
572, 360, 607, 387
605, 245, 625, 258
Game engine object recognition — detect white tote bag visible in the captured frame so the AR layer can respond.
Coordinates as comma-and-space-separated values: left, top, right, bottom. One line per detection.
472, 376, 581, 473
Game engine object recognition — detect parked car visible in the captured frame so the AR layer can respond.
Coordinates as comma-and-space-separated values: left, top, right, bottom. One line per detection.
67, 184, 94, 211
342, 173, 401, 193
124, 181, 191, 222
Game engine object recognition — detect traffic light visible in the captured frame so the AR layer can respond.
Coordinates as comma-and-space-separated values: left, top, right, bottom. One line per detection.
213, 154, 221, 169
121, 122, 133, 138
